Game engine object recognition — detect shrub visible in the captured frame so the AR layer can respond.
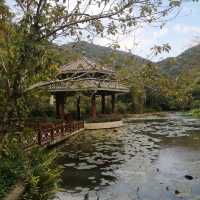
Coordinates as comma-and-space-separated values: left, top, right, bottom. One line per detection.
191, 100, 200, 109
190, 109, 200, 118
144, 106, 162, 113
29, 104, 56, 119
0, 132, 62, 200
116, 101, 127, 114
23, 148, 62, 200
0, 135, 27, 198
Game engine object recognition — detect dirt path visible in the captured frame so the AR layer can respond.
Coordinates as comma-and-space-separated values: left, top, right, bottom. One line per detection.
3, 181, 25, 200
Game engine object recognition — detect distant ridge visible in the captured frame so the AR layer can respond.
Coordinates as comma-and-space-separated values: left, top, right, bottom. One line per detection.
61, 41, 151, 68
157, 44, 200, 76
55, 41, 200, 76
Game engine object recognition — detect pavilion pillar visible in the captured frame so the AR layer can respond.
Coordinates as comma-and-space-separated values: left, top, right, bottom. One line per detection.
91, 94, 96, 121
111, 94, 116, 113
55, 93, 65, 118
101, 94, 105, 114
77, 96, 81, 120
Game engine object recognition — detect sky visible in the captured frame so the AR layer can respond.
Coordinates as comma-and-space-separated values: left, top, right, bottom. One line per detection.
91, 1, 200, 61
5, 0, 200, 61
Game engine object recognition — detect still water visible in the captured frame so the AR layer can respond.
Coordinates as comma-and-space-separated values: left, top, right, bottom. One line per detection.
55, 113, 200, 200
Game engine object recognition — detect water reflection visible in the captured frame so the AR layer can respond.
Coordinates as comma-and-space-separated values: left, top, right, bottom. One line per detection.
57, 129, 125, 192
55, 114, 200, 200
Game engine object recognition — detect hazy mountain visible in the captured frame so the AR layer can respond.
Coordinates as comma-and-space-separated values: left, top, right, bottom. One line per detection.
157, 44, 200, 76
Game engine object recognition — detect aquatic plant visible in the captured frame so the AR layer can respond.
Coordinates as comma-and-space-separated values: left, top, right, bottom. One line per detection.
190, 109, 200, 118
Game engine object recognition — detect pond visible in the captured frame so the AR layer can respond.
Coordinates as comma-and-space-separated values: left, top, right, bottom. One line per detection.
55, 113, 200, 200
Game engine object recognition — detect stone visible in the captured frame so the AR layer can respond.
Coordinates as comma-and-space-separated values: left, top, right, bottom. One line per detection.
184, 175, 193, 180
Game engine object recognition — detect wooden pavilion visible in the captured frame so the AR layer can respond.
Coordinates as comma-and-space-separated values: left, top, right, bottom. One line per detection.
41, 57, 129, 121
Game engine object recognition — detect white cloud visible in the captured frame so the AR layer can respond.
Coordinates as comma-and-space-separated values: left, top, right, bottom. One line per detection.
93, 27, 155, 56
153, 27, 169, 38
173, 24, 200, 34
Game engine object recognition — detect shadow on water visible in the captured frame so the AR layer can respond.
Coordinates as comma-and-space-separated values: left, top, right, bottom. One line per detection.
55, 113, 200, 200
56, 129, 125, 191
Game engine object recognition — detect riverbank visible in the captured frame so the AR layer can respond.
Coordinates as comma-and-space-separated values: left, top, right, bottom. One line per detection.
123, 112, 168, 118
123, 112, 170, 122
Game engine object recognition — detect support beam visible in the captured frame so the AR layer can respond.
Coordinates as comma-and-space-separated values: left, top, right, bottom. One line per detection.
101, 94, 105, 114
77, 96, 81, 120
111, 94, 116, 113
91, 94, 96, 121
49, 95, 54, 105
55, 93, 65, 118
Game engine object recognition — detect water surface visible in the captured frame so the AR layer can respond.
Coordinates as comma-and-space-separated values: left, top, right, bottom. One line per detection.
55, 113, 200, 200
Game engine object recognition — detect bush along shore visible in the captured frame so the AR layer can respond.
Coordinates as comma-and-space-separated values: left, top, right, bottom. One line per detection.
0, 133, 62, 200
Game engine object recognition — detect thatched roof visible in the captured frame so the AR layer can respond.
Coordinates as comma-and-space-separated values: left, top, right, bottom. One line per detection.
58, 57, 114, 75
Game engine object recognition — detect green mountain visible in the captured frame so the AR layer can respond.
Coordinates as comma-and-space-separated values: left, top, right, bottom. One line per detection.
157, 44, 200, 76
54, 41, 200, 77
60, 41, 151, 68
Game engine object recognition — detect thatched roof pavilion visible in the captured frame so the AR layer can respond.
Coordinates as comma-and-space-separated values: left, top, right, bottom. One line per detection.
41, 57, 129, 121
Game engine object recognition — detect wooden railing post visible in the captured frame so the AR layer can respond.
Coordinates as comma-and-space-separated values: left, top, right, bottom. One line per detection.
77, 96, 81, 120
51, 128, 54, 142
61, 122, 64, 136
91, 94, 96, 121
101, 94, 105, 114
38, 130, 42, 145
111, 93, 116, 113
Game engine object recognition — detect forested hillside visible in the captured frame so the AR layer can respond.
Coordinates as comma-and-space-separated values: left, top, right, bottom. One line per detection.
60, 41, 151, 68
157, 44, 200, 76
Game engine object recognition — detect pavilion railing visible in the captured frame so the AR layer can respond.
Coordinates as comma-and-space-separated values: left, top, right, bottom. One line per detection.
41, 78, 129, 92
24, 120, 84, 148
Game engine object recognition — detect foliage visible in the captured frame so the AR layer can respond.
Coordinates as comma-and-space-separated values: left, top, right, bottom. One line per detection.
30, 104, 55, 119
192, 100, 200, 109
0, 135, 26, 198
0, 10, 58, 132
116, 101, 128, 114
27, 91, 56, 120
116, 59, 195, 113
190, 109, 200, 118
0, 134, 62, 200
23, 148, 62, 200
11, 0, 181, 43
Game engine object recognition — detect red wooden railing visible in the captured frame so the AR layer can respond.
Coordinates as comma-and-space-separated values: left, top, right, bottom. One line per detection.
37, 121, 84, 146
25, 121, 84, 147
